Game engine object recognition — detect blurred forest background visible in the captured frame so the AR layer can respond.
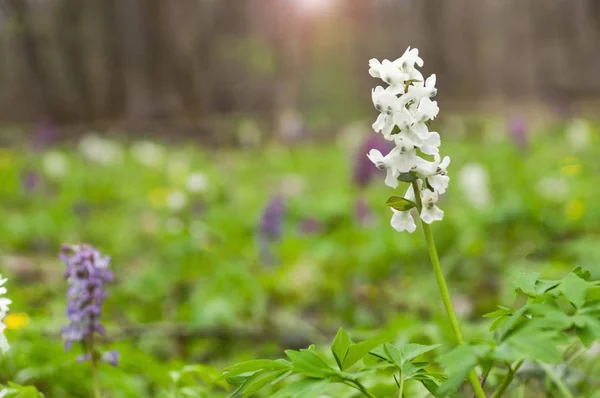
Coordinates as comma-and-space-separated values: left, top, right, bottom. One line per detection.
1, 0, 600, 136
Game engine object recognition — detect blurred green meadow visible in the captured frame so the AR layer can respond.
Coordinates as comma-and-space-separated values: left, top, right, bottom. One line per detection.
1, 117, 600, 397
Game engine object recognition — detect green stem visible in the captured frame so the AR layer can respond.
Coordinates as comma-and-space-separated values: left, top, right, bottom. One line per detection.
492, 360, 523, 398
88, 332, 102, 398
398, 374, 404, 398
411, 182, 486, 398
538, 362, 574, 398
353, 380, 376, 398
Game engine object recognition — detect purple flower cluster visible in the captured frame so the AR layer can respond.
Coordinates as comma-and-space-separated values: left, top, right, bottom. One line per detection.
259, 195, 286, 240
61, 244, 118, 365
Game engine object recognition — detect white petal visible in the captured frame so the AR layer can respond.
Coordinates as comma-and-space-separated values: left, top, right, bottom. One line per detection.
420, 205, 444, 224
384, 167, 399, 188
391, 209, 416, 233
439, 156, 451, 170
372, 113, 387, 133
367, 149, 384, 165
429, 174, 450, 194
368, 59, 382, 78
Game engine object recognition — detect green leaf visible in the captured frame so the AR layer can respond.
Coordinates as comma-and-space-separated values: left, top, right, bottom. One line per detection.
397, 172, 418, 182
285, 349, 333, 378
385, 196, 416, 211
402, 343, 441, 363
495, 325, 566, 363
575, 316, 600, 347
436, 345, 481, 395
561, 273, 589, 308
342, 331, 395, 370
223, 359, 291, 380
512, 273, 540, 296
270, 379, 330, 398
232, 369, 290, 397
573, 266, 592, 281
586, 286, 600, 303
331, 328, 351, 370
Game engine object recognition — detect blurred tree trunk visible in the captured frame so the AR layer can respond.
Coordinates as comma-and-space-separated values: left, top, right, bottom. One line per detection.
100, 0, 125, 119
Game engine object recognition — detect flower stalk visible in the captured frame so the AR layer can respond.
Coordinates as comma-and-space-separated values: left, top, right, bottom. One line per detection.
412, 182, 486, 398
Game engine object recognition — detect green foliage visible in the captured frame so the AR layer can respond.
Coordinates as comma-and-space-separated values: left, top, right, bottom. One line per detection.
385, 196, 416, 211
0, 383, 44, 398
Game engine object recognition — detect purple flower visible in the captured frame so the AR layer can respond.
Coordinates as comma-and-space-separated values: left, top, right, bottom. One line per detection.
60, 244, 116, 362
259, 195, 286, 241
298, 217, 323, 235
21, 169, 41, 193
353, 135, 394, 187
507, 116, 528, 150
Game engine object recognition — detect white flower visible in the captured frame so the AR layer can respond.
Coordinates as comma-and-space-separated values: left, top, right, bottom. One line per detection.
458, 163, 491, 208
42, 151, 68, 178
131, 140, 166, 168
79, 134, 123, 165
565, 118, 591, 151
0, 275, 11, 354
420, 189, 444, 224
537, 177, 568, 202
391, 208, 416, 233
187, 173, 208, 193
372, 86, 400, 137
167, 191, 188, 211
367, 143, 420, 188
406, 74, 437, 100
368, 47, 450, 232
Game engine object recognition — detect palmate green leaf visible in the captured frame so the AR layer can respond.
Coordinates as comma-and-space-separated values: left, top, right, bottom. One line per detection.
270, 378, 330, 398
560, 273, 589, 308
573, 266, 592, 281
285, 349, 334, 378
385, 196, 416, 211
331, 328, 351, 370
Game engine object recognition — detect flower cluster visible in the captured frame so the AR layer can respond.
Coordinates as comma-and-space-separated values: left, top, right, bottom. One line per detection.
367, 47, 450, 233
0, 275, 10, 353
61, 244, 118, 366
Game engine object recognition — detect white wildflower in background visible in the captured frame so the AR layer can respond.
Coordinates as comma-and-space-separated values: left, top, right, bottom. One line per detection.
166, 190, 188, 211
187, 173, 208, 193
537, 176, 569, 202
0, 275, 11, 353
565, 118, 591, 151
458, 163, 491, 209
42, 150, 69, 178
79, 134, 123, 165
131, 140, 166, 168
367, 47, 451, 232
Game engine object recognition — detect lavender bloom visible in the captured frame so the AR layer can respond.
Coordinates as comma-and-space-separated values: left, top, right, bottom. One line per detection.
298, 217, 323, 235
507, 116, 528, 150
61, 244, 116, 365
355, 197, 373, 226
353, 135, 394, 187
21, 169, 41, 192
259, 195, 286, 241
258, 195, 286, 266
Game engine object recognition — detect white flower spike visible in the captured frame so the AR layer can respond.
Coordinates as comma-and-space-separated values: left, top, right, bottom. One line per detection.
367, 47, 450, 232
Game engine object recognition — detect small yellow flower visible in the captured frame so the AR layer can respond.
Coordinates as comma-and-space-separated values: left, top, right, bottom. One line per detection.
560, 164, 581, 177
4, 313, 30, 330
565, 199, 585, 221
148, 187, 170, 209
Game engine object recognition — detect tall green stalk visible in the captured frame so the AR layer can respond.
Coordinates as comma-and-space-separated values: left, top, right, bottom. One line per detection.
411, 181, 486, 398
